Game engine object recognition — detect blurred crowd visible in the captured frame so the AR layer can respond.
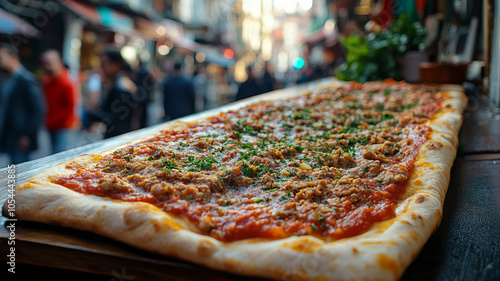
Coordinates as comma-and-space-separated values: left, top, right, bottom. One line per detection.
0, 43, 329, 165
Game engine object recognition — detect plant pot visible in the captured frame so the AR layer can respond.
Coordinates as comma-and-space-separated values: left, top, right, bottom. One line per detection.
418, 62, 469, 84
399, 51, 429, 83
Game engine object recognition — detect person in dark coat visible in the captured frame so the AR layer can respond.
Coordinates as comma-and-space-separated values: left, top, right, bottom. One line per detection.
161, 62, 195, 120
134, 60, 156, 128
261, 62, 275, 93
87, 48, 137, 139
235, 67, 262, 101
297, 67, 314, 84
0, 43, 45, 164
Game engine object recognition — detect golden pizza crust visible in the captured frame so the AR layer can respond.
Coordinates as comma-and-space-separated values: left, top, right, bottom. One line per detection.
4, 80, 467, 281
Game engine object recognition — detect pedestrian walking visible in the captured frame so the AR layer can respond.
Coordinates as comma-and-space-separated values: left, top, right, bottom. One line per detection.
134, 60, 156, 128
87, 48, 137, 139
235, 67, 262, 101
161, 62, 195, 120
39, 49, 78, 154
0, 43, 45, 164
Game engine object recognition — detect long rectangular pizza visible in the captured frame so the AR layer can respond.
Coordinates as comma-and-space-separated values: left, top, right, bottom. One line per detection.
4, 79, 467, 280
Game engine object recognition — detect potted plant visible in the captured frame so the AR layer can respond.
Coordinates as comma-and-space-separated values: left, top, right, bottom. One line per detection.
336, 14, 427, 83
390, 14, 428, 82
336, 30, 403, 83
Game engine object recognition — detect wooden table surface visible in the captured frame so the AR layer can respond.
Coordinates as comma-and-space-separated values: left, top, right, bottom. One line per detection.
1, 83, 499, 281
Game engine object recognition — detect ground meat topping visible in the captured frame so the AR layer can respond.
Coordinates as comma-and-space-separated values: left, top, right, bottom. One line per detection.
56, 80, 443, 242
98, 174, 133, 193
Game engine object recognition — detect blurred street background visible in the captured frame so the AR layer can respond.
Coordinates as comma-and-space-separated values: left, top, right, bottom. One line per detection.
0, 0, 490, 165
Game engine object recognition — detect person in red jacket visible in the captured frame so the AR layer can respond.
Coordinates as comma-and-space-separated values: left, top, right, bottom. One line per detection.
39, 50, 77, 154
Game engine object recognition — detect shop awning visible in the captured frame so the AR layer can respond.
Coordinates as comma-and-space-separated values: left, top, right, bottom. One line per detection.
304, 28, 339, 48
134, 17, 184, 42
175, 37, 199, 53
60, 0, 100, 23
61, 0, 136, 36
0, 7, 40, 37
173, 39, 235, 67
61, 0, 234, 67
204, 50, 235, 68
134, 16, 161, 41
62, 0, 182, 42
135, 16, 233, 67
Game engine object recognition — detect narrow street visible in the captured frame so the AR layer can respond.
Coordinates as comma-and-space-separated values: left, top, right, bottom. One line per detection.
0, 92, 164, 167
